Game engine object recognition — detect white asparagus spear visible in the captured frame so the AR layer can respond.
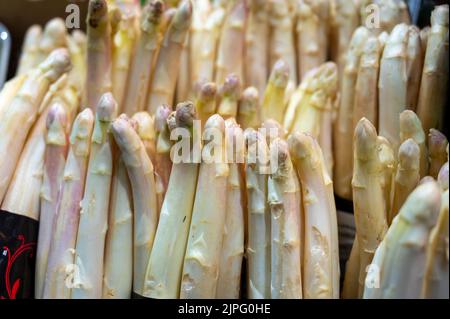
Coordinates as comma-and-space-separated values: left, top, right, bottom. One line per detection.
237, 86, 260, 130
111, 114, 158, 297
102, 155, 133, 299
16, 25, 42, 75
0, 75, 27, 118
43, 109, 94, 299
0, 49, 71, 202
405, 26, 423, 111
378, 23, 409, 151
245, 129, 271, 299
216, 119, 245, 299
85, 0, 112, 110
180, 114, 229, 299
142, 102, 199, 299
71, 93, 116, 299
35, 18, 68, 65
428, 129, 448, 179
261, 59, 289, 124
217, 73, 241, 119
438, 162, 449, 191
35, 105, 68, 299
268, 138, 302, 299
377, 136, 396, 225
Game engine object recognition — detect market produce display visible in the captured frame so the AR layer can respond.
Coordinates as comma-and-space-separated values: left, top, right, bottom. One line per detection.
0, 0, 448, 300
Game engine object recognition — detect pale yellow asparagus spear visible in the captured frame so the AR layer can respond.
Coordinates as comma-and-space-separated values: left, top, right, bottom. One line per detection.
406, 26, 423, 111
35, 105, 68, 299
215, 0, 247, 85
147, 0, 193, 114
419, 26, 430, 58
0, 75, 27, 118
122, 1, 164, 116
261, 59, 289, 124
372, 0, 409, 34
333, 26, 370, 200
288, 132, 339, 298
16, 25, 42, 75
342, 237, 360, 299
245, 129, 271, 299
353, 36, 382, 130
245, 0, 269, 99
143, 102, 199, 299
422, 189, 449, 299
176, 34, 191, 102
0, 49, 71, 203
268, 138, 302, 299
195, 82, 217, 126
237, 86, 260, 129
438, 162, 448, 191
428, 129, 448, 179
180, 114, 229, 299
111, 114, 158, 297
352, 118, 388, 297
132, 111, 157, 170
296, 0, 329, 80
389, 138, 420, 224
71, 93, 116, 299
43, 109, 94, 299
268, 0, 297, 92
329, 0, 359, 83
378, 23, 409, 151
67, 31, 87, 94
112, 12, 137, 110
377, 136, 396, 221
364, 181, 442, 299
216, 119, 245, 299
217, 73, 241, 119
35, 18, 68, 65
262, 119, 286, 145
85, 0, 112, 110
400, 110, 428, 178
416, 5, 449, 134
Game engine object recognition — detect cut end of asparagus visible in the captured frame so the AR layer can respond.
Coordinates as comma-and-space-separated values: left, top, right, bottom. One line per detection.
142, 0, 165, 31
40, 48, 72, 82
428, 129, 448, 157
69, 108, 95, 147
438, 162, 449, 191
87, 0, 108, 28
132, 112, 155, 141
220, 74, 241, 100
354, 117, 378, 160
176, 101, 197, 129
398, 139, 421, 171
96, 92, 117, 122
270, 59, 290, 88
431, 5, 449, 27
155, 105, 172, 133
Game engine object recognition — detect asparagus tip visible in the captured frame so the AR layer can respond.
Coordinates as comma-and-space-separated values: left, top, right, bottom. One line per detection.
88, 0, 108, 28
96, 92, 117, 122
132, 112, 155, 140
46, 102, 68, 131
419, 176, 435, 185
172, 0, 193, 29
398, 139, 420, 170
271, 59, 290, 88
204, 113, 225, 132
431, 4, 449, 26
167, 111, 177, 131
438, 162, 449, 191
287, 132, 316, 161
142, 0, 165, 30
176, 101, 197, 128
155, 105, 172, 132
42, 48, 72, 81
220, 74, 241, 99
44, 17, 66, 38
198, 82, 217, 102
428, 129, 448, 154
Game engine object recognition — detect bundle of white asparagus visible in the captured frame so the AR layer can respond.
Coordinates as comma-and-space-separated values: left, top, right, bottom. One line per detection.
0, 0, 448, 300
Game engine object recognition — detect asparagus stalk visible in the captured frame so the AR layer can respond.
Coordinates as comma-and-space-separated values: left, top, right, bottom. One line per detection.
428, 129, 448, 179
111, 115, 159, 297
132, 111, 157, 170
71, 93, 116, 299
405, 26, 423, 111
342, 237, 360, 299
245, 0, 269, 99
245, 129, 270, 299
238, 86, 260, 130
364, 181, 442, 299
422, 189, 449, 299
35, 105, 68, 299
268, 138, 302, 299
0, 48, 71, 203
67, 31, 87, 95
268, 0, 297, 92
352, 118, 388, 297
176, 34, 191, 102
438, 162, 449, 191
215, 0, 247, 85
195, 82, 217, 127
419, 26, 430, 58
353, 36, 382, 130
85, 0, 112, 110
35, 18, 68, 65
112, 12, 137, 110
399, 110, 428, 178
296, 0, 329, 80
102, 151, 133, 299
122, 1, 164, 116
216, 119, 245, 299
261, 60, 289, 124
377, 136, 396, 222
16, 25, 42, 75
288, 132, 339, 298
416, 5, 449, 134
333, 26, 370, 200
372, 0, 409, 34
262, 119, 286, 145
389, 138, 421, 224
378, 23, 409, 151
147, 0, 192, 114
180, 114, 229, 299
217, 73, 241, 119
142, 102, 199, 298
0, 75, 27, 118
43, 109, 94, 299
